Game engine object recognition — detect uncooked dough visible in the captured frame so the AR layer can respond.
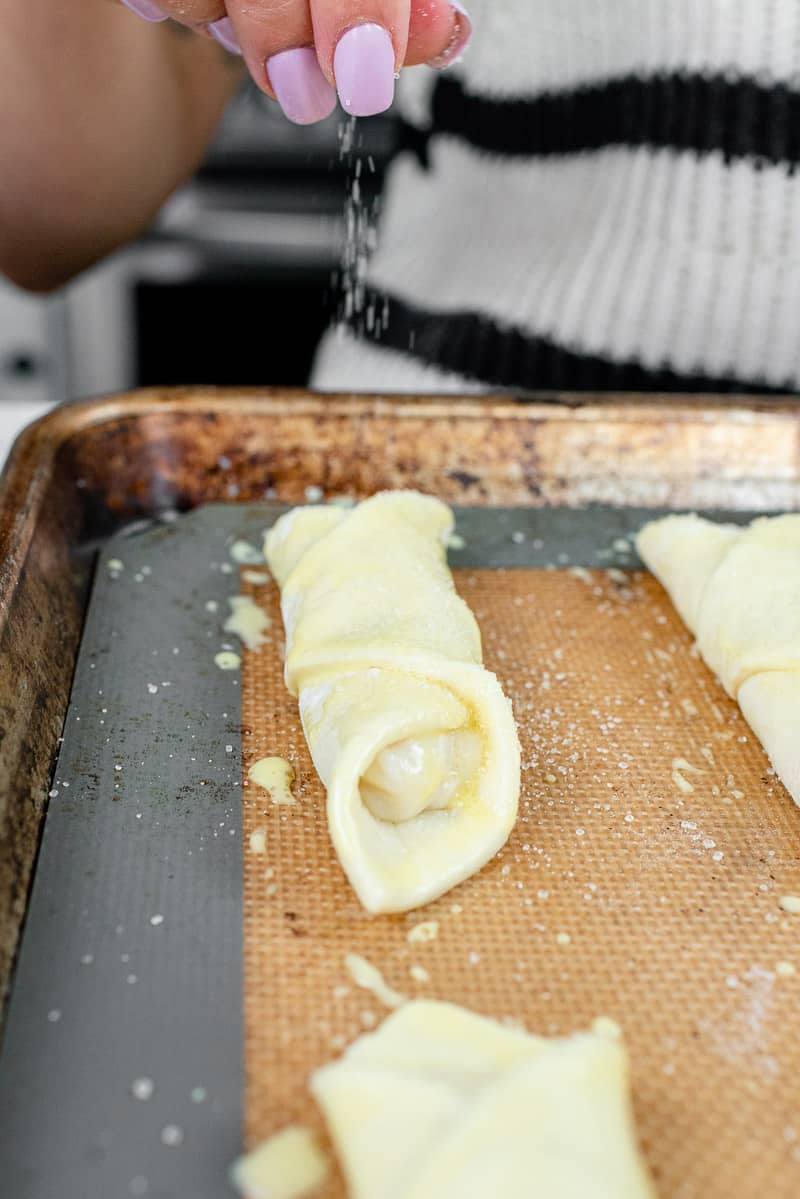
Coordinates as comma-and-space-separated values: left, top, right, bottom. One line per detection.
637, 512, 800, 806
230, 1125, 329, 1199
310, 1000, 656, 1199
224, 595, 271, 651
249, 756, 296, 805
264, 492, 520, 913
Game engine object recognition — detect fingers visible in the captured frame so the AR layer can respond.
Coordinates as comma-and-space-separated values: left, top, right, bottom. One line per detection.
324, 0, 471, 114
311, 1, 471, 88
322, 0, 470, 115
225, 1, 337, 124
228, 0, 465, 122
313, 0, 412, 93
226, 0, 405, 107
119, 0, 472, 125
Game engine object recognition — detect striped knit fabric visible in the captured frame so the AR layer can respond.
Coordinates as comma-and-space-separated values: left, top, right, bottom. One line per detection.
313, 0, 800, 394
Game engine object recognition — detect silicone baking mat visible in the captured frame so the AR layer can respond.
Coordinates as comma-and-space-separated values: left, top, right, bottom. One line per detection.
1, 500, 798, 1199
241, 566, 800, 1199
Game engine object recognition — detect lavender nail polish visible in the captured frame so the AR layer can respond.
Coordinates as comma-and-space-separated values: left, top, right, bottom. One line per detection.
209, 17, 242, 55
267, 47, 337, 126
334, 24, 395, 118
119, 0, 168, 22
429, 1, 473, 69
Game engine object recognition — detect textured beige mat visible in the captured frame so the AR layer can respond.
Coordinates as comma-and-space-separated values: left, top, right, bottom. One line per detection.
240, 568, 800, 1199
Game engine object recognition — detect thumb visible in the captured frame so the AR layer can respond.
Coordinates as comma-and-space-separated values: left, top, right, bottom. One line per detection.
406, 0, 471, 68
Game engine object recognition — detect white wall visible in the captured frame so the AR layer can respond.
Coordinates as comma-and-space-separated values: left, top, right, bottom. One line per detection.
0, 278, 66, 465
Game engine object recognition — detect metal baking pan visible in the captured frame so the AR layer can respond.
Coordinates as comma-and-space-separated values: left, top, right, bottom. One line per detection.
0, 388, 798, 1199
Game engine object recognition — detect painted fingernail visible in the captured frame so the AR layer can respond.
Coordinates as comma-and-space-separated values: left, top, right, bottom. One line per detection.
267, 47, 337, 126
428, 1, 473, 69
334, 24, 395, 118
119, 0, 168, 21
209, 18, 242, 55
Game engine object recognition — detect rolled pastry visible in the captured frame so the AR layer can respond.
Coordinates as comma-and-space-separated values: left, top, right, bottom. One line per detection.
637, 512, 800, 806
310, 1000, 657, 1199
264, 491, 520, 913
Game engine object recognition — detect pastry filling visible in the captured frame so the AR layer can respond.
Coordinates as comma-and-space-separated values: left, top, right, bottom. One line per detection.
360, 729, 482, 822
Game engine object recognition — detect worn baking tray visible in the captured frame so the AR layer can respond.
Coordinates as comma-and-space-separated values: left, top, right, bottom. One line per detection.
0, 389, 799, 1199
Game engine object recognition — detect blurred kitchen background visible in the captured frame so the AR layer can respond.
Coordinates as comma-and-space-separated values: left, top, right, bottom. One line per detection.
0, 86, 395, 465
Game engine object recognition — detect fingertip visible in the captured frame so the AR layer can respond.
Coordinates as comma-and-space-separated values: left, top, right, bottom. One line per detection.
267, 46, 337, 125
427, 2, 472, 69
405, 0, 471, 68
333, 23, 396, 118
209, 17, 243, 55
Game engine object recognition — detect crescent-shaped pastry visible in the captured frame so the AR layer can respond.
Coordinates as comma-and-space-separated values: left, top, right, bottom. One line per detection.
264, 492, 520, 913
310, 1000, 657, 1199
637, 512, 800, 806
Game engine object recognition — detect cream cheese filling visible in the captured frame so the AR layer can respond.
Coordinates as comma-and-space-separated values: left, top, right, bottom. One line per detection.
360, 730, 482, 823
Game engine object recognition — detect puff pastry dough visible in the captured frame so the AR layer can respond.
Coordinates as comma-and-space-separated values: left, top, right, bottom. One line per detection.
264, 492, 520, 913
637, 512, 800, 806
310, 1000, 657, 1199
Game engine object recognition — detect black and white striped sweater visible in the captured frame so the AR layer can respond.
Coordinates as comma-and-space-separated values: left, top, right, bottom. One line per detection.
313, 0, 800, 394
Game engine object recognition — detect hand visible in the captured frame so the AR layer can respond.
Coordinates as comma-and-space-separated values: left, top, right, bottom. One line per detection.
117, 0, 471, 123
